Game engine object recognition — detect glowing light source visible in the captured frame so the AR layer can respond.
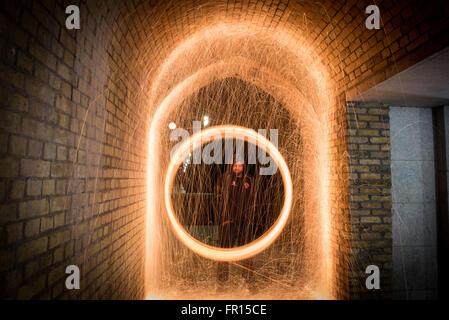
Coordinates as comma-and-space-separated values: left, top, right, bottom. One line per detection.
203, 115, 210, 127
164, 125, 293, 262
168, 122, 177, 130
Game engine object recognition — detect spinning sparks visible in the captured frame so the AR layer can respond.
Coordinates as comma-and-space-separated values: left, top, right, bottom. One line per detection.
164, 125, 293, 261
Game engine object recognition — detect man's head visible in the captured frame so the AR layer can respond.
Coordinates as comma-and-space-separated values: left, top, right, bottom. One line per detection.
232, 161, 244, 175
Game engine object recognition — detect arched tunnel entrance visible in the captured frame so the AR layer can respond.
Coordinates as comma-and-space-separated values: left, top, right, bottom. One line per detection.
1, 0, 448, 301
145, 24, 334, 299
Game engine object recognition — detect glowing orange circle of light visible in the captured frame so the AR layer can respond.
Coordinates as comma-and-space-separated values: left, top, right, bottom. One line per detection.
164, 125, 293, 262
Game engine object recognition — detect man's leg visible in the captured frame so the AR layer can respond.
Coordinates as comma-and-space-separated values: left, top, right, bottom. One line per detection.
236, 222, 258, 293
217, 223, 232, 287
217, 261, 229, 284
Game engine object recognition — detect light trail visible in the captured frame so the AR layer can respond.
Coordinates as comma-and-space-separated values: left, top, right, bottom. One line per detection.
145, 20, 335, 299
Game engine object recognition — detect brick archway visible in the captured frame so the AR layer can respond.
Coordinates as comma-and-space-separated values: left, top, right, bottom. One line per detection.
1, 0, 448, 299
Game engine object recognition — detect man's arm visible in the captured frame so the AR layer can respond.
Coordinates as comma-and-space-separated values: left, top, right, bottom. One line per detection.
215, 173, 224, 195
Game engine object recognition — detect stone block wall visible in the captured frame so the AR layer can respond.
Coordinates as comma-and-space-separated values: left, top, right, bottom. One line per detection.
390, 107, 438, 299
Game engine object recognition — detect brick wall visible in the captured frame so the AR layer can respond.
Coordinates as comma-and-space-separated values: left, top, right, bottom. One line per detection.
328, 94, 351, 299
1, 0, 448, 299
346, 102, 392, 299
0, 0, 147, 299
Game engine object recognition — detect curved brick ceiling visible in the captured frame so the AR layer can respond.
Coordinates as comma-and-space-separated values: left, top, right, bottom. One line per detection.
93, 0, 449, 108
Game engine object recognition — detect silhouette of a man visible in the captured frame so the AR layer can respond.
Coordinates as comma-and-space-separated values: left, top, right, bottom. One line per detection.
215, 161, 257, 293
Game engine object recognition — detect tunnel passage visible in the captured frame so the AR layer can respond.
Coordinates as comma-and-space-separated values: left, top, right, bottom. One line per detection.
1, 0, 449, 300
169, 78, 295, 247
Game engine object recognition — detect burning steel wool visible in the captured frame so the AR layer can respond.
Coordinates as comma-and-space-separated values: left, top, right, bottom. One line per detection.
164, 124, 293, 262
